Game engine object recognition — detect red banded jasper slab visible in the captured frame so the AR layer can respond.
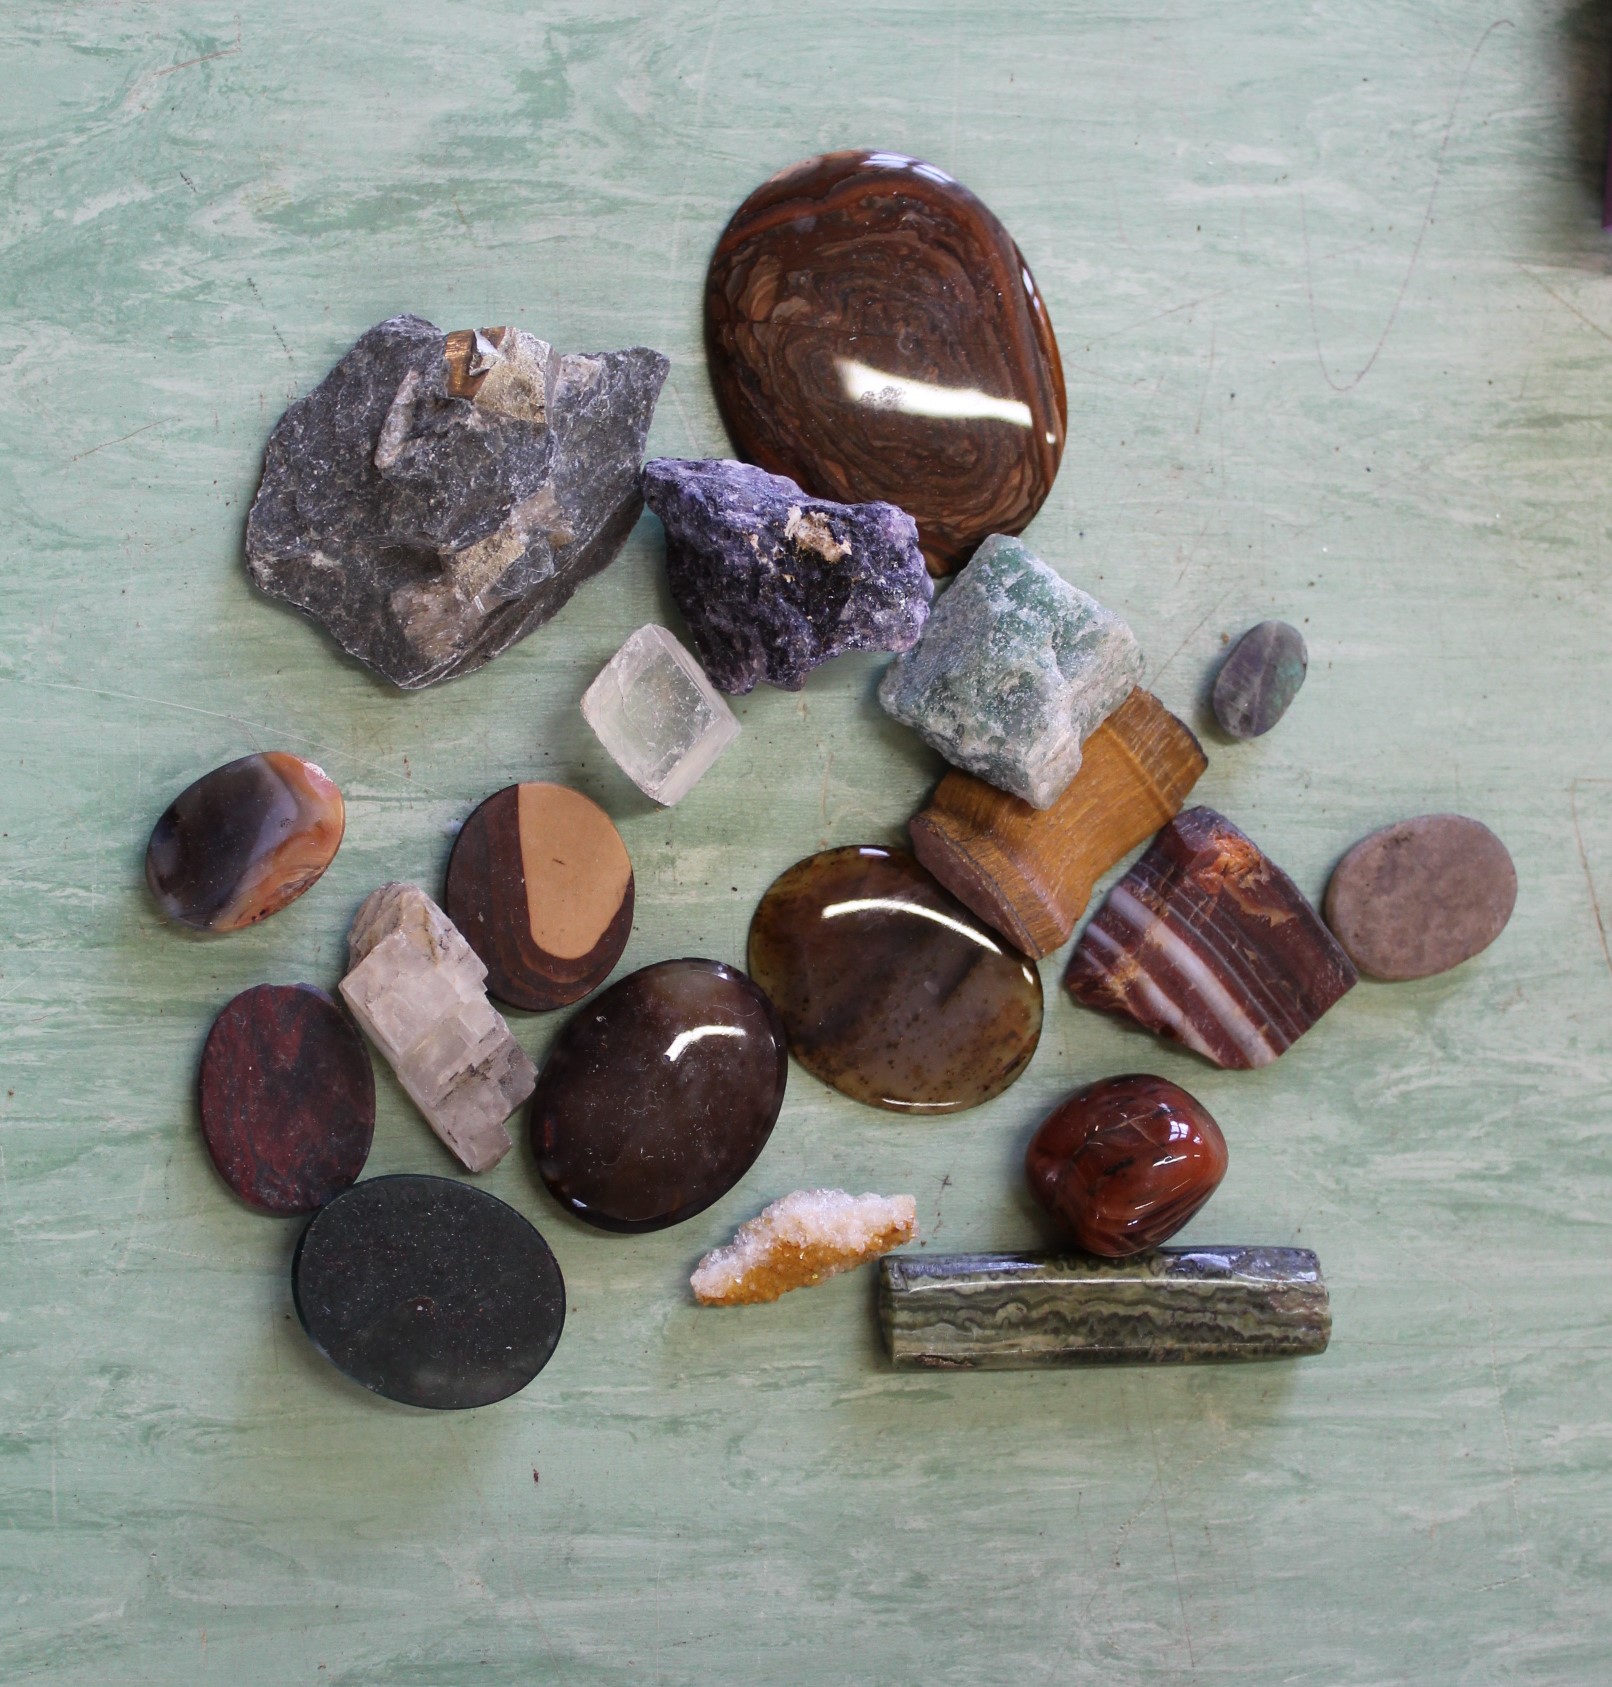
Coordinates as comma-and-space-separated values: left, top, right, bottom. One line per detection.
1026, 1075, 1228, 1258
146, 752, 345, 932
198, 984, 374, 1215
1065, 807, 1357, 1069
706, 150, 1067, 575
445, 782, 634, 1011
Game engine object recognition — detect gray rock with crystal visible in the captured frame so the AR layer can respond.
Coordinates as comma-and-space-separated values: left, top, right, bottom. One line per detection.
246, 315, 668, 688
339, 882, 535, 1173
877, 534, 1144, 808
641, 458, 933, 694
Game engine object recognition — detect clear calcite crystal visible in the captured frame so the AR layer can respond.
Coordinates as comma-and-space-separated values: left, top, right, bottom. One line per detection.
581, 624, 740, 805
878, 534, 1143, 807
691, 1189, 918, 1306
339, 883, 535, 1172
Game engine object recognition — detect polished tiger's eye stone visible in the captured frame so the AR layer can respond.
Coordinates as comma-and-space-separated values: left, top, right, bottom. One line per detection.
293, 1175, 565, 1409
1212, 620, 1308, 740
1026, 1075, 1227, 1258
747, 846, 1043, 1113
531, 959, 787, 1233
879, 1248, 1330, 1369
879, 535, 1143, 808
909, 689, 1206, 958
1065, 807, 1358, 1069
145, 752, 344, 932
198, 984, 374, 1215
445, 783, 633, 1012
1324, 813, 1516, 981
705, 150, 1067, 575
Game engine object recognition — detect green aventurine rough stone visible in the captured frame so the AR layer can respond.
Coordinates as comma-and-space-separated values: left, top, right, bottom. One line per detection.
878, 1248, 1330, 1368
877, 535, 1143, 808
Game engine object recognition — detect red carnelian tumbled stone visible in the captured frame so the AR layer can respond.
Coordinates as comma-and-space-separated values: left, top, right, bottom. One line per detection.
1025, 1075, 1228, 1258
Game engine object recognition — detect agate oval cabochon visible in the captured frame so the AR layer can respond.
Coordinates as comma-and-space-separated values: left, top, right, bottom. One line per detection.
748, 846, 1043, 1114
293, 1175, 566, 1410
531, 959, 788, 1233
445, 782, 634, 1011
705, 150, 1067, 574
146, 752, 345, 931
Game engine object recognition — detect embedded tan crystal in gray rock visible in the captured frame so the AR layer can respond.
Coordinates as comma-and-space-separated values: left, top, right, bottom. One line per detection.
246, 315, 669, 688
339, 883, 535, 1172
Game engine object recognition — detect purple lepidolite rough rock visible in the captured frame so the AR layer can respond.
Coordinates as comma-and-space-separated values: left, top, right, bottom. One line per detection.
247, 316, 668, 688
641, 458, 933, 694
1065, 806, 1358, 1069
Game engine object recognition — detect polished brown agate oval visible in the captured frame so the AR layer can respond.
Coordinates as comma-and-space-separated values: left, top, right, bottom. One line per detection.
530, 959, 787, 1233
198, 983, 374, 1215
747, 846, 1043, 1114
1026, 1075, 1228, 1258
445, 782, 633, 1011
705, 150, 1067, 575
145, 752, 345, 931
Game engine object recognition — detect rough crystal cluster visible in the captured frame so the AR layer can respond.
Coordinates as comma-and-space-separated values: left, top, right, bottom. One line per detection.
1065, 807, 1358, 1068
878, 534, 1143, 807
339, 882, 536, 1172
246, 315, 668, 688
581, 624, 740, 805
641, 458, 933, 693
691, 1189, 918, 1306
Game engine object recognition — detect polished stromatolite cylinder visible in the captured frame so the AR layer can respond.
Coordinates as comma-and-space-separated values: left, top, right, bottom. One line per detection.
878, 1248, 1330, 1368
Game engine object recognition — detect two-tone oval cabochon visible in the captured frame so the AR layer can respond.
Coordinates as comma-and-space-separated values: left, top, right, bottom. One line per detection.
446, 782, 634, 1011
293, 1175, 566, 1410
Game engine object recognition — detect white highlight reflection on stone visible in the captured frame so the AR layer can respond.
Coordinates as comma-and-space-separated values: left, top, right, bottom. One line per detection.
581, 624, 740, 806
339, 882, 534, 1172
837, 358, 1033, 428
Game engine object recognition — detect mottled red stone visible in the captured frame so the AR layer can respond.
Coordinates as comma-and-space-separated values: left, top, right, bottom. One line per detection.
1026, 1075, 1228, 1258
1065, 807, 1358, 1069
198, 984, 374, 1215
705, 150, 1066, 575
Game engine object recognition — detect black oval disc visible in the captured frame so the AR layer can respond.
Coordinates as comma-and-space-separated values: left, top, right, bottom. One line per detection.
292, 1175, 565, 1409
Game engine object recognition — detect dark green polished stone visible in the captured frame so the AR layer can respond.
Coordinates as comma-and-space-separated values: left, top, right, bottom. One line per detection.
879, 1248, 1330, 1368
293, 1175, 565, 1409
747, 846, 1043, 1114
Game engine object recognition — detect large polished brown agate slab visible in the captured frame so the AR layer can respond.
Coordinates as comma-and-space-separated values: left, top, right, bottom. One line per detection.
1065, 807, 1357, 1068
747, 846, 1043, 1113
145, 752, 344, 932
445, 782, 633, 1011
705, 150, 1066, 575
530, 959, 787, 1233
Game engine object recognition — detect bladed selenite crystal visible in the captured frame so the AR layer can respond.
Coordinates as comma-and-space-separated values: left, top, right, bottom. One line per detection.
339, 883, 535, 1172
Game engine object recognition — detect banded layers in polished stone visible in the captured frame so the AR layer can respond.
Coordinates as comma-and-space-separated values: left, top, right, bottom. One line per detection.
146, 752, 344, 932
293, 1175, 565, 1409
909, 689, 1206, 957
445, 783, 633, 1011
1026, 1075, 1227, 1258
879, 1249, 1330, 1369
531, 960, 787, 1232
706, 151, 1066, 575
747, 846, 1042, 1113
198, 984, 374, 1215
1065, 807, 1357, 1068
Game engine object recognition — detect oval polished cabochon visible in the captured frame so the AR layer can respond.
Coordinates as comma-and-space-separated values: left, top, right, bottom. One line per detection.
445, 782, 634, 1011
705, 149, 1067, 575
530, 959, 788, 1233
293, 1175, 566, 1410
198, 983, 374, 1215
146, 751, 345, 932
747, 846, 1044, 1114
